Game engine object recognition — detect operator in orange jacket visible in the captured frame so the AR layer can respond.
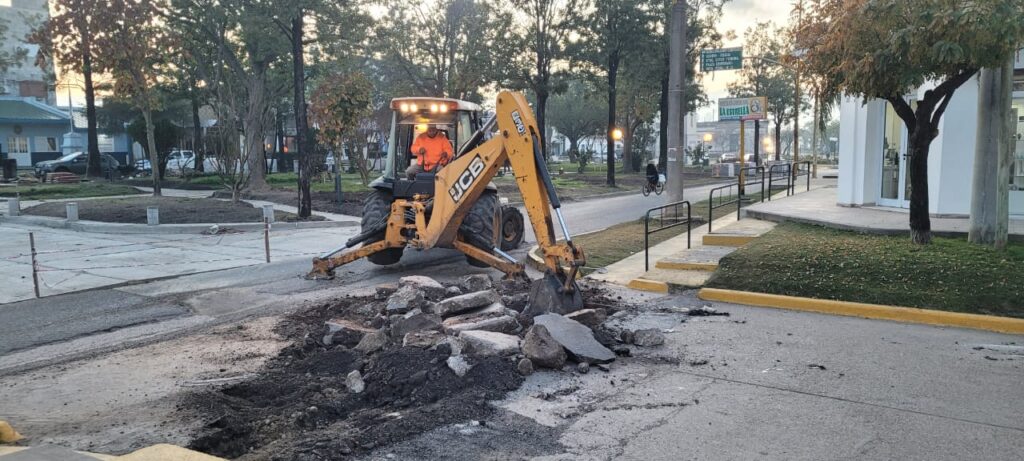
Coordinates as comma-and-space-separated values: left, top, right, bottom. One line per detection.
406, 125, 453, 179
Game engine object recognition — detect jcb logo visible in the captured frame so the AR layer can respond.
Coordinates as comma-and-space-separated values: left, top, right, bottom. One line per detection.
511, 111, 526, 135
449, 155, 486, 203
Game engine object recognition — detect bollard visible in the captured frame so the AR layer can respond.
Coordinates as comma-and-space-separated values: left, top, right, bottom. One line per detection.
29, 232, 40, 298
262, 204, 275, 224
147, 206, 159, 226
264, 218, 271, 263
8, 197, 19, 217
66, 202, 79, 222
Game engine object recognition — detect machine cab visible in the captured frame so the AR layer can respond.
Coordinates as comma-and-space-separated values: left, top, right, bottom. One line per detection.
375, 97, 486, 197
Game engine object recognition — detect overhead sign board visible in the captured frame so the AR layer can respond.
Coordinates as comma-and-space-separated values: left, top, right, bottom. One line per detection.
718, 96, 767, 121
701, 47, 743, 72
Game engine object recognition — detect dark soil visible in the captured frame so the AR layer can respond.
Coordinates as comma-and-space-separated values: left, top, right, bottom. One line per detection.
184, 280, 625, 461
216, 189, 371, 217
23, 197, 321, 224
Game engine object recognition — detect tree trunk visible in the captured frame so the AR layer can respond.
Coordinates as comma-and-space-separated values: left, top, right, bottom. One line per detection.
774, 122, 782, 162
569, 137, 579, 163
536, 88, 549, 160
969, 64, 1010, 245
191, 82, 204, 173
606, 54, 618, 187
143, 109, 162, 197
82, 33, 102, 178
664, 1, 687, 204
292, 12, 312, 219
907, 130, 931, 244
245, 70, 270, 191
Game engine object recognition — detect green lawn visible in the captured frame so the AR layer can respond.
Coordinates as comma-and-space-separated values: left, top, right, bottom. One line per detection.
706, 222, 1024, 318
263, 172, 373, 193
0, 182, 143, 200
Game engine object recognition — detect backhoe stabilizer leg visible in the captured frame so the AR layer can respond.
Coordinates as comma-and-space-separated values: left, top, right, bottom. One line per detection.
306, 240, 395, 280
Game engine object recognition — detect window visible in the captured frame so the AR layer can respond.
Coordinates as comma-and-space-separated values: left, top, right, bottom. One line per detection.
34, 136, 58, 152
7, 136, 29, 154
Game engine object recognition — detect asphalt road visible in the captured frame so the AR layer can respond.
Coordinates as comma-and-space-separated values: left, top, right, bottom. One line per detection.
366, 288, 1024, 461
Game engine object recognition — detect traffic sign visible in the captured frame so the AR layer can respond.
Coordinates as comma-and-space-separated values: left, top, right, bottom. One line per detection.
718, 96, 767, 121
701, 47, 743, 72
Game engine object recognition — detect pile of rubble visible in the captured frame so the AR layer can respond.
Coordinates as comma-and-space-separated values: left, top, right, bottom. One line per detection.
331, 274, 665, 385
186, 274, 666, 460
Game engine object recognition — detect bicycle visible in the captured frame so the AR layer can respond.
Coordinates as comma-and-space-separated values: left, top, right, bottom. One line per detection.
642, 178, 664, 197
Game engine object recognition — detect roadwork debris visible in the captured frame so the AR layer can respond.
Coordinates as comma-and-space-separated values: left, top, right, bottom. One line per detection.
521, 325, 568, 369
459, 330, 521, 356
633, 329, 666, 347
566, 308, 608, 328
533, 314, 615, 364
689, 306, 730, 317
517, 358, 535, 376
346, 370, 366, 393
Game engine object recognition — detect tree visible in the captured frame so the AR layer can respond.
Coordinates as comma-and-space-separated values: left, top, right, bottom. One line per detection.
127, 116, 182, 179
167, 0, 291, 192
616, 70, 660, 172
373, 0, 510, 100
503, 0, 585, 158
309, 72, 374, 184
100, 0, 169, 195
727, 21, 799, 163
574, 0, 659, 187
271, 1, 370, 217
0, 18, 27, 73
797, 0, 1024, 244
28, 0, 104, 178
547, 80, 606, 166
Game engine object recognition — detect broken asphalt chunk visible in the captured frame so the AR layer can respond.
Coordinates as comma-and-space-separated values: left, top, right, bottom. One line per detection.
533, 314, 615, 364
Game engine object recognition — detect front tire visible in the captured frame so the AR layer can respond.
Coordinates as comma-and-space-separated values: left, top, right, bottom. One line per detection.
361, 190, 404, 265
460, 191, 499, 267
500, 206, 525, 251
642, 184, 652, 197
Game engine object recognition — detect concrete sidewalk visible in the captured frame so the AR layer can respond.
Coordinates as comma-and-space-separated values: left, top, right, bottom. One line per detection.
745, 186, 1024, 237
0, 221, 359, 304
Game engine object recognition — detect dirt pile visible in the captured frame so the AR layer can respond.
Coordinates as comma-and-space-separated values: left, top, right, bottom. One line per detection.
185, 276, 627, 460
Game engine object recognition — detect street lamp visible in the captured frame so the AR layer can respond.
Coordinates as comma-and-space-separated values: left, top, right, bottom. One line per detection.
763, 136, 774, 157
611, 128, 623, 140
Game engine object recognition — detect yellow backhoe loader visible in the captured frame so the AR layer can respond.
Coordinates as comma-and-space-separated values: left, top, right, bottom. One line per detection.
309, 91, 585, 314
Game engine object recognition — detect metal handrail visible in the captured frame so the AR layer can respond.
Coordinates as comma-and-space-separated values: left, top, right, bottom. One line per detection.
738, 166, 765, 201
793, 161, 812, 193
707, 182, 744, 232
767, 163, 792, 201
643, 200, 691, 272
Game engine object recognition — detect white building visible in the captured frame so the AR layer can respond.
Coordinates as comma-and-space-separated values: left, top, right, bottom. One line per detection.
837, 50, 1024, 216
0, 0, 52, 103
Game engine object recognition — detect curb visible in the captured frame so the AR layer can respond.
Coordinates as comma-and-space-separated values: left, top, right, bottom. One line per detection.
627, 278, 669, 293
698, 287, 1024, 335
0, 214, 358, 234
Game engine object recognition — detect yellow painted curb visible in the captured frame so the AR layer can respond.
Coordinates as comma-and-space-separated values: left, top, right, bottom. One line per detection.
117, 444, 226, 460
655, 260, 718, 271
702, 234, 755, 247
698, 288, 1024, 335
627, 278, 670, 293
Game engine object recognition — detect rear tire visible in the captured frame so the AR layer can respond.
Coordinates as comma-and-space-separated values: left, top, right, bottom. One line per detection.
499, 206, 525, 251
460, 191, 499, 267
361, 189, 404, 265
642, 184, 652, 197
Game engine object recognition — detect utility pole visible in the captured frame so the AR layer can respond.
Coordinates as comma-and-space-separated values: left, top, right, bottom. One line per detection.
970, 55, 1014, 247
665, 0, 687, 204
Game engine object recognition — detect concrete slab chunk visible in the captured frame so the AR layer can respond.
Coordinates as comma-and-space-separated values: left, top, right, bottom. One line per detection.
434, 289, 501, 317
533, 314, 615, 364
400, 275, 446, 300
458, 330, 521, 356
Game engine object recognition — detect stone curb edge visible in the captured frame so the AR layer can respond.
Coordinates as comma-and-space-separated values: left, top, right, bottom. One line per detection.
698, 287, 1024, 335
0, 214, 358, 234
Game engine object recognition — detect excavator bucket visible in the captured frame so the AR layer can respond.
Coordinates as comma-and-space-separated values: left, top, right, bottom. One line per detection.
523, 271, 584, 318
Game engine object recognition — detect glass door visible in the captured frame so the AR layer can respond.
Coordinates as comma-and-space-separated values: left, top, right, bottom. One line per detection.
879, 102, 910, 208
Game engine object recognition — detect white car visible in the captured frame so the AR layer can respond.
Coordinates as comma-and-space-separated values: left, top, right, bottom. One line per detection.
166, 150, 218, 173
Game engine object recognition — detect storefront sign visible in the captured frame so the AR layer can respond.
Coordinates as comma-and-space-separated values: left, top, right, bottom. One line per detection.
718, 96, 767, 121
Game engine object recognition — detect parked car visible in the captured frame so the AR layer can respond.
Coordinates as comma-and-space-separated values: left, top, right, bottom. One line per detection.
35, 152, 120, 178
165, 150, 219, 173
134, 158, 152, 175
718, 153, 738, 163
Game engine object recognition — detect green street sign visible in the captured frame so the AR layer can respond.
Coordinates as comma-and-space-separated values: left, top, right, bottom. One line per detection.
701, 47, 743, 72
